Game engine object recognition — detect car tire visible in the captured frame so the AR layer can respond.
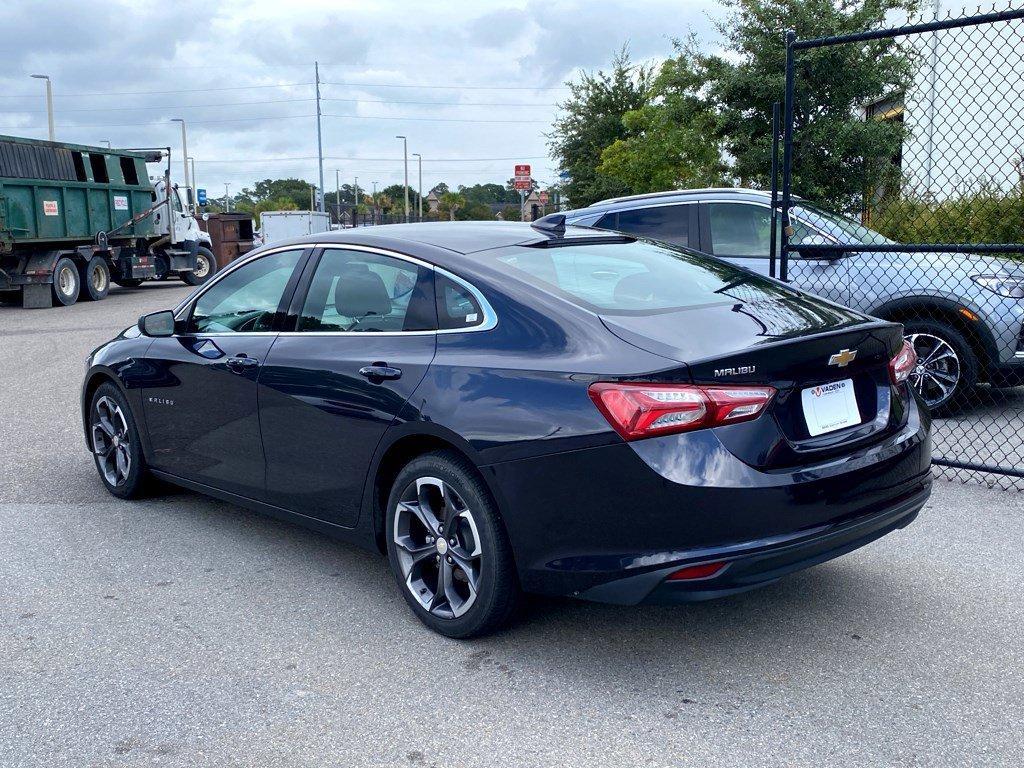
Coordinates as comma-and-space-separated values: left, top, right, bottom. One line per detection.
113, 278, 144, 288
79, 256, 110, 301
88, 382, 151, 499
52, 256, 81, 306
903, 320, 978, 415
181, 246, 217, 286
385, 450, 520, 638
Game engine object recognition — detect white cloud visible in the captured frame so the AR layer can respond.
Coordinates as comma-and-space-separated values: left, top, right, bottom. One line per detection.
0, 0, 722, 197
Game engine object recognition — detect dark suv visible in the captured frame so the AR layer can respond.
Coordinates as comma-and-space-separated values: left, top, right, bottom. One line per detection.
562, 188, 1024, 413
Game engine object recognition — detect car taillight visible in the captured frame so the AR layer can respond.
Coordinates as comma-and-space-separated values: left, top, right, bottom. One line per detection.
889, 340, 917, 384
588, 382, 776, 441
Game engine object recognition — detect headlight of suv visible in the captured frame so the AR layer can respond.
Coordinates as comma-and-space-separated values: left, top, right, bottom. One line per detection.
971, 274, 1024, 298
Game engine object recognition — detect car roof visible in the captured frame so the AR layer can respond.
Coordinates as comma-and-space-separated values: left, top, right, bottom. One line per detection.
568, 187, 806, 217
259, 221, 610, 259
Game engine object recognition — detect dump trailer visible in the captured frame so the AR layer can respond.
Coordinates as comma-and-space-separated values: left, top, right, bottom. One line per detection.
0, 135, 217, 308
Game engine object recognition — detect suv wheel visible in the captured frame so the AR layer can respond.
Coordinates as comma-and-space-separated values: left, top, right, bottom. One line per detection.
903, 320, 977, 415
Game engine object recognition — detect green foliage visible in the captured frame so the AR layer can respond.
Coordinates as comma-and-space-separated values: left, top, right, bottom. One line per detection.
547, 47, 655, 207
457, 202, 496, 221
872, 183, 1024, 246
458, 182, 518, 205
235, 195, 299, 225
598, 42, 728, 193
378, 183, 426, 214
703, 0, 919, 209
237, 178, 317, 211
438, 192, 466, 221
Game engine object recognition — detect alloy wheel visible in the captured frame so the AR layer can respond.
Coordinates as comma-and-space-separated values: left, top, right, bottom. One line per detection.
906, 332, 961, 409
392, 476, 483, 619
91, 395, 132, 487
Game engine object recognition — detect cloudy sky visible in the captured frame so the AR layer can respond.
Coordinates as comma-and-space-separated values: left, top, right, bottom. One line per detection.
0, 0, 720, 199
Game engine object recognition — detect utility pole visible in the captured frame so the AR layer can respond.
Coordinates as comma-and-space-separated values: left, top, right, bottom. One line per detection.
314, 61, 325, 213
396, 135, 409, 222
354, 177, 359, 207
30, 74, 54, 142
188, 156, 196, 200
171, 118, 191, 212
224, 183, 231, 213
412, 153, 422, 220
372, 181, 379, 224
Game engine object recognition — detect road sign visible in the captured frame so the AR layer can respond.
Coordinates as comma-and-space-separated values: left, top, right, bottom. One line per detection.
539, 191, 549, 204
514, 164, 531, 177
197, 188, 207, 206
513, 179, 532, 191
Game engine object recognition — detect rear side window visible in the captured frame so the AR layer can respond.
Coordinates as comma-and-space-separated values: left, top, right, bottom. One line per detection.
708, 202, 771, 256
435, 274, 483, 330
495, 241, 795, 315
610, 205, 691, 246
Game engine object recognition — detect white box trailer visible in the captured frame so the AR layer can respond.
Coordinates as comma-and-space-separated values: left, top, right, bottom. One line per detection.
259, 210, 332, 244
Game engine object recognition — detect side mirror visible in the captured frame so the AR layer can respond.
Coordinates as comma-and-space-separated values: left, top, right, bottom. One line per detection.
794, 233, 842, 261
138, 310, 176, 337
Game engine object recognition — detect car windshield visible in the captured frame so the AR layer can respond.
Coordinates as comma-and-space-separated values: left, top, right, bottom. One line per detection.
494, 240, 799, 315
796, 204, 895, 246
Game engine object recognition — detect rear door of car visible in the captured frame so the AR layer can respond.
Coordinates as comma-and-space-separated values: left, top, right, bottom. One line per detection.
593, 203, 700, 250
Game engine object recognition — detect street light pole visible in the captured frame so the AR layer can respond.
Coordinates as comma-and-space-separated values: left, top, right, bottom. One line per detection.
396, 135, 409, 222
372, 181, 379, 224
354, 177, 359, 207
100, 140, 111, 149
30, 75, 54, 141
188, 156, 196, 201
412, 153, 422, 220
171, 118, 191, 212
335, 169, 340, 225
224, 183, 231, 213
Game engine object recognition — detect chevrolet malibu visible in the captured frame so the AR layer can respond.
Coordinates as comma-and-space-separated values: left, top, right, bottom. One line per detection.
82, 220, 932, 638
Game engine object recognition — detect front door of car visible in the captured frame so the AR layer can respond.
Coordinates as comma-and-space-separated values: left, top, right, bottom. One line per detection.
258, 247, 438, 527
702, 201, 850, 305
142, 248, 307, 499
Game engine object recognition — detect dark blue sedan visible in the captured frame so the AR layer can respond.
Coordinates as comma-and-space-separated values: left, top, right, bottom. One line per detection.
82, 220, 932, 637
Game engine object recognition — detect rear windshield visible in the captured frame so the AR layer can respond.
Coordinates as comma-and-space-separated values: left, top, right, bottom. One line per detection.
495, 240, 796, 315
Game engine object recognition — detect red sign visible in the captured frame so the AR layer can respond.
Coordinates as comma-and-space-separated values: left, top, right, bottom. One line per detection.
513, 179, 532, 191
514, 164, 531, 177
539, 191, 549, 204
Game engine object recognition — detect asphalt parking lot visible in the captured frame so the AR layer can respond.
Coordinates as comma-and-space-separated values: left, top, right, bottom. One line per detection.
1, 285, 1022, 767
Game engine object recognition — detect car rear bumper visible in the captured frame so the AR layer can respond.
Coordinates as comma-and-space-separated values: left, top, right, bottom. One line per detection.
483, 392, 931, 604
584, 483, 927, 604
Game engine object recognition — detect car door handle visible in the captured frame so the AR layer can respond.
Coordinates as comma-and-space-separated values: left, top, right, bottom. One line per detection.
226, 354, 260, 374
358, 363, 402, 381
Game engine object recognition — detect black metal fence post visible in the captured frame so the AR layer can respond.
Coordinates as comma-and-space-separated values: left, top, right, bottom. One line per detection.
779, 30, 797, 283
769, 100, 781, 279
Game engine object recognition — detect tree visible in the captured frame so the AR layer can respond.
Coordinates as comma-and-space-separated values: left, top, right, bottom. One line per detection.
238, 178, 317, 211
438, 192, 466, 221
598, 42, 728, 193
701, 0, 918, 210
379, 183, 426, 217
547, 47, 655, 207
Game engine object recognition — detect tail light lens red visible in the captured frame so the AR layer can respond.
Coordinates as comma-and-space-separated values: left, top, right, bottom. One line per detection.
588, 382, 776, 441
889, 339, 917, 384
666, 561, 728, 581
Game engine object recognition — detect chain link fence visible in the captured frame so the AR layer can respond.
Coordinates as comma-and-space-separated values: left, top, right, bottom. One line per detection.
775, 4, 1024, 487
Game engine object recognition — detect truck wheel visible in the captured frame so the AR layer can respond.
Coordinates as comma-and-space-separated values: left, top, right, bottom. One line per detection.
113, 278, 144, 288
79, 256, 110, 301
52, 257, 81, 306
153, 253, 170, 281
182, 246, 217, 286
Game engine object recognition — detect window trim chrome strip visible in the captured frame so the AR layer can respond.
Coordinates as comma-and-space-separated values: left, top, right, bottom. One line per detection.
172, 241, 498, 336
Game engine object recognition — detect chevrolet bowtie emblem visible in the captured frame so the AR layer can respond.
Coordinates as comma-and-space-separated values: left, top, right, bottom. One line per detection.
828, 348, 857, 367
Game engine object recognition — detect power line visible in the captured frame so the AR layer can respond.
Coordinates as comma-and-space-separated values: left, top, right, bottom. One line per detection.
193, 155, 550, 163
323, 97, 557, 108
323, 113, 546, 124
41, 114, 315, 129
321, 80, 568, 91
13, 98, 317, 113
0, 82, 313, 98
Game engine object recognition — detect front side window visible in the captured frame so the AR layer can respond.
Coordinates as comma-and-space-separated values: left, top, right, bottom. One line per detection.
609, 205, 691, 246
189, 249, 303, 333
297, 249, 434, 332
495, 240, 798, 315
